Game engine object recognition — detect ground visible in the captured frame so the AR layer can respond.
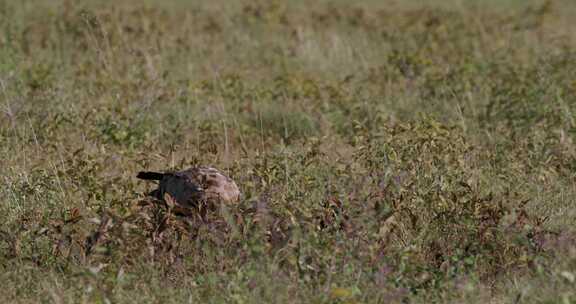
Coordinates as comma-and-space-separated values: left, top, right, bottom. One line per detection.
1, 0, 576, 303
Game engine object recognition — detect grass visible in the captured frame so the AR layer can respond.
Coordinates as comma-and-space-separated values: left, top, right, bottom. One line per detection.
1, 0, 576, 303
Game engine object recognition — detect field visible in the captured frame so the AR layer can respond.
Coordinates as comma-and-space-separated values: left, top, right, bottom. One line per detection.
1, 0, 576, 303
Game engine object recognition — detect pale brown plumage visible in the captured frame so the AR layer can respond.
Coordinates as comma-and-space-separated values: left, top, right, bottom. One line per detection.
137, 166, 240, 209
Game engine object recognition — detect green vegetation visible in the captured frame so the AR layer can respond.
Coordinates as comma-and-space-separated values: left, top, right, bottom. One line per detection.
1, 0, 575, 302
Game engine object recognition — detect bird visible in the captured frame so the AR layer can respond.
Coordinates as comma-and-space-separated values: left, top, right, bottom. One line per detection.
136, 166, 241, 211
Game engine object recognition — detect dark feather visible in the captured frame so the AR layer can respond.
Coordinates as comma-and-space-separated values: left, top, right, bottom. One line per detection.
137, 171, 165, 180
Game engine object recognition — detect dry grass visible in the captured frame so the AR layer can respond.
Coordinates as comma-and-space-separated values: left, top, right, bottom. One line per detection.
1, 0, 576, 303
